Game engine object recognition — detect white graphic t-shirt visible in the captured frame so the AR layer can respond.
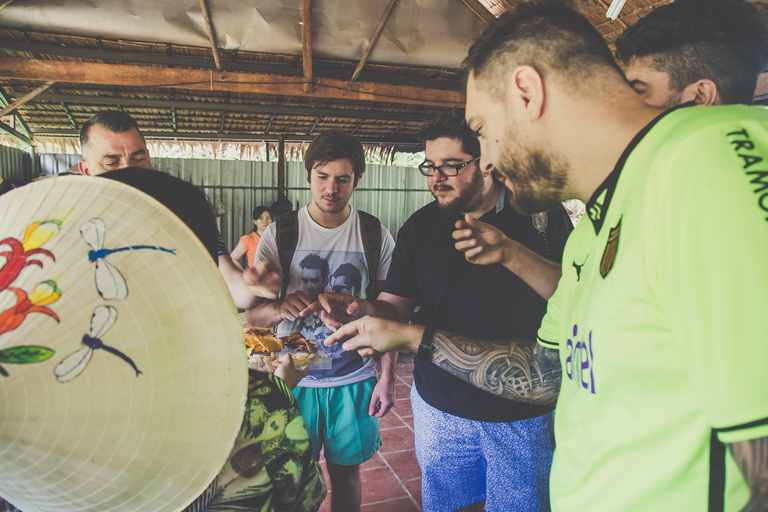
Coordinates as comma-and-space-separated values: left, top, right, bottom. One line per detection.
253, 206, 395, 388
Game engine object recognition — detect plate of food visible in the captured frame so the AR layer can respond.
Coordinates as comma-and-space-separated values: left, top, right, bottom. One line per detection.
244, 327, 332, 372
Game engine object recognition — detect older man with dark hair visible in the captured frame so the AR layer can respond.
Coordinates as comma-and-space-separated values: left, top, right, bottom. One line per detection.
77, 111, 152, 176
615, 0, 768, 107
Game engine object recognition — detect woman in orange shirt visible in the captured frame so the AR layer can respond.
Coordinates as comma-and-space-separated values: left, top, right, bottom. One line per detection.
230, 206, 272, 270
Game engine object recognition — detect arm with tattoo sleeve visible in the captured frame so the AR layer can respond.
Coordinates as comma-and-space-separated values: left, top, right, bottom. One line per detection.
729, 437, 768, 512
324, 317, 561, 407
430, 330, 562, 406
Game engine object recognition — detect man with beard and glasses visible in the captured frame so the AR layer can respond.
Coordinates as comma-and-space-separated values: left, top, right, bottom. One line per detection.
302, 108, 572, 512
615, 0, 768, 109
325, 1, 768, 510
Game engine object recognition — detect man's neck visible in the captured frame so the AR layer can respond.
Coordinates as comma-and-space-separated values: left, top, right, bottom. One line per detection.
556, 93, 664, 202
463, 180, 503, 219
306, 202, 351, 228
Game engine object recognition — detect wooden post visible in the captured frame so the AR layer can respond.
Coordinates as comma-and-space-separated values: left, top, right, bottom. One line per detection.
459, 0, 495, 24
350, 0, 399, 83
302, 0, 313, 93
277, 135, 286, 199
199, 0, 222, 70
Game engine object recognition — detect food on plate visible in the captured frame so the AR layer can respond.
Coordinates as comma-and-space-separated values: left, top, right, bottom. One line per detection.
244, 327, 283, 353
245, 329, 323, 372
280, 331, 318, 354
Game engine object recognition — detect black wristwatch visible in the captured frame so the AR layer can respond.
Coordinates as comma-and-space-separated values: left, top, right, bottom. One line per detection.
417, 325, 436, 361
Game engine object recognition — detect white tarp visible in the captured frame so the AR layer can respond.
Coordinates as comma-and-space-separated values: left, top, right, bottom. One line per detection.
0, 0, 487, 69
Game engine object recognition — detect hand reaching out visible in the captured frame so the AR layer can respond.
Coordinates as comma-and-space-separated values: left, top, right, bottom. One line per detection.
299, 293, 373, 331
278, 290, 315, 322
241, 260, 282, 300
273, 353, 309, 389
452, 213, 514, 266
323, 316, 422, 357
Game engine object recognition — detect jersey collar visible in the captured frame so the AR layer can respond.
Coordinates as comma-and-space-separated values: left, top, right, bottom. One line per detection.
584, 101, 696, 235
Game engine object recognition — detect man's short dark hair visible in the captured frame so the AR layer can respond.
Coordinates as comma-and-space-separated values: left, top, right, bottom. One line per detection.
418, 107, 480, 159
299, 253, 329, 280
304, 130, 365, 186
615, 0, 768, 105
331, 263, 362, 295
80, 111, 144, 148
463, 0, 622, 99
270, 196, 293, 216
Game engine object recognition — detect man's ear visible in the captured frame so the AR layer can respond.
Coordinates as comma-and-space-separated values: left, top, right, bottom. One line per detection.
683, 79, 719, 106
510, 65, 545, 122
78, 160, 91, 176
353, 172, 363, 189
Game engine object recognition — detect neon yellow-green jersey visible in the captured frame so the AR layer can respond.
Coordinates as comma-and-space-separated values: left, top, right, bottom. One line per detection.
538, 104, 768, 511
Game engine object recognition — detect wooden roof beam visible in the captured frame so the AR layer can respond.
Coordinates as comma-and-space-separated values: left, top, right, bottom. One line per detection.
6, 90, 439, 121
0, 81, 54, 117
265, 114, 275, 135
387, 119, 408, 137
0, 120, 33, 146
460, 0, 495, 24
0, 86, 32, 139
0, 58, 463, 107
60, 101, 78, 130
302, 0, 313, 94
350, 0, 399, 83
307, 116, 322, 135
198, 0, 222, 70
0, 38, 461, 89
350, 118, 365, 135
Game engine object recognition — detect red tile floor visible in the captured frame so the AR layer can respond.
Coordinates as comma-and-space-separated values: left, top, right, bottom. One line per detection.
318, 354, 423, 512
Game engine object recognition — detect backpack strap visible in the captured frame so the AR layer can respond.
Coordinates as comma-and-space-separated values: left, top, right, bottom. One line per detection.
357, 210, 382, 300
274, 210, 299, 297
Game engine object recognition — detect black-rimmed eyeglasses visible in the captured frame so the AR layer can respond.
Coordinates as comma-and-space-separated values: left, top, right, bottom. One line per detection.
417, 156, 481, 177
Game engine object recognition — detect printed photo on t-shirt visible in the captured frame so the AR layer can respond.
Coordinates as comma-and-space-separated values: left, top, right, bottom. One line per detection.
286, 250, 368, 375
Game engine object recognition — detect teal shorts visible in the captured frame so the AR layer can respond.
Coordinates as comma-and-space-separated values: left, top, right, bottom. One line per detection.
293, 377, 382, 466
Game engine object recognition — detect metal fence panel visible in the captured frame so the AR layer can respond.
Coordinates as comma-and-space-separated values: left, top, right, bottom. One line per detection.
28, 155, 434, 255
38, 153, 80, 176
0, 145, 34, 187
152, 158, 279, 255
286, 162, 433, 240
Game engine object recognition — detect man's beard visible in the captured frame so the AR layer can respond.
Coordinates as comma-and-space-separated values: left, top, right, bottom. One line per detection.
314, 196, 346, 214
431, 168, 485, 214
660, 90, 684, 110
497, 136, 569, 215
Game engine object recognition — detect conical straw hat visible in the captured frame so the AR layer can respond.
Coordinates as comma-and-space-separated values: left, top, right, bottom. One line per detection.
0, 176, 247, 511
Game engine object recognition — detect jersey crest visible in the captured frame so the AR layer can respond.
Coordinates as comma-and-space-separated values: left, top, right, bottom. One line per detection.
599, 218, 621, 279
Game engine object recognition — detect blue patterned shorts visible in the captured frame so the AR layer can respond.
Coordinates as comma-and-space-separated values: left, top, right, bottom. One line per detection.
411, 385, 554, 512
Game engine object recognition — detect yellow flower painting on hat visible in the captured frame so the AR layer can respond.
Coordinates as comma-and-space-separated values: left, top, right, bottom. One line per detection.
0, 220, 62, 376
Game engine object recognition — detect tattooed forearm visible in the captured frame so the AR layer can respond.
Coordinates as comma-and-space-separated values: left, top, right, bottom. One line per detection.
729, 437, 768, 512
430, 330, 561, 406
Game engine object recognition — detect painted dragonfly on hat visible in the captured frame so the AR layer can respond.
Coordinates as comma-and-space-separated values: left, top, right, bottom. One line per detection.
80, 218, 175, 301
54, 305, 141, 383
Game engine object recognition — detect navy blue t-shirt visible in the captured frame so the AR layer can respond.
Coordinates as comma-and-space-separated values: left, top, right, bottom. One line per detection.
383, 196, 572, 422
